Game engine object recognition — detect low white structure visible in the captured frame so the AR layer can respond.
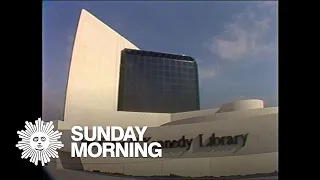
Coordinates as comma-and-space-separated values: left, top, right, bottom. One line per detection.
51, 9, 278, 177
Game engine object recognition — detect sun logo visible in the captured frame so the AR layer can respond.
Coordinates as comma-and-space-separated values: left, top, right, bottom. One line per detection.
16, 117, 64, 166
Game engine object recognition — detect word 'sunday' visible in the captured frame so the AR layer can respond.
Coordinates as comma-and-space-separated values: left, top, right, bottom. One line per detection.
71, 126, 162, 158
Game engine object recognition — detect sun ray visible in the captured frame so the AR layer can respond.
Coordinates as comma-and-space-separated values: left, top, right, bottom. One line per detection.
43, 122, 50, 134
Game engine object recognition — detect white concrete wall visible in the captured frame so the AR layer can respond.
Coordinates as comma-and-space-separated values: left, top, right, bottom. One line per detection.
170, 108, 220, 122
58, 111, 171, 129
55, 112, 278, 177
77, 153, 277, 177
217, 99, 264, 113
58, 113, 277, 155
164, 107, 278, 126
57, 107, 277, 129
64, 9, 139, 123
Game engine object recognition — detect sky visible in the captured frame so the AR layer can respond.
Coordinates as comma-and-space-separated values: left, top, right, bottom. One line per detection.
42, 1, 278, 121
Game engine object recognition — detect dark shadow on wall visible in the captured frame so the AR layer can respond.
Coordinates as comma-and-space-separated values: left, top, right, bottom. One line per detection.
59, 151, 84, 170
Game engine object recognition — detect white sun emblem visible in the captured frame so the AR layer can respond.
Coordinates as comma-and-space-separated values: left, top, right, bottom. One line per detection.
16, 118, 64, 166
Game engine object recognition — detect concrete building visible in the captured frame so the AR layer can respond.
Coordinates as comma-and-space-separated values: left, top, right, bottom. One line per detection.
51, 9, 278, 178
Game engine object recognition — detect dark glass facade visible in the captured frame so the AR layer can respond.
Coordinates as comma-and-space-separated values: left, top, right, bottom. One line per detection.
118, 49, 200, 113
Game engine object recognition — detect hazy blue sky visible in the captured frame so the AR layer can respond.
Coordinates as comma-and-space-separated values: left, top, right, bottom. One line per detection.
43, 1, 278, 121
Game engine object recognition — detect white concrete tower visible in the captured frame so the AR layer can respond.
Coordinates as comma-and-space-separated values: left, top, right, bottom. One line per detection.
63, 9, 139, 122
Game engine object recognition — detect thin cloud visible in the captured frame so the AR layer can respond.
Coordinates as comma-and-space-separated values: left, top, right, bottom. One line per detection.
199, 64, 220, 80
207, 2, 277, 62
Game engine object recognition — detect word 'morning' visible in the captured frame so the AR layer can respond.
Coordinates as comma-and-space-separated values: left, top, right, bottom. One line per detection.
71, 126, 162, 158
71, 142, 162, 158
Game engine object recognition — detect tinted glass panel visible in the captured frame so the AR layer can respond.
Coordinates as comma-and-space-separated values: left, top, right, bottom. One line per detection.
118, 49, 200, 113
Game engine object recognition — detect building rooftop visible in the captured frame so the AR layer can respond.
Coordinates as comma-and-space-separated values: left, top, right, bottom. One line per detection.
122, 48, 195, 62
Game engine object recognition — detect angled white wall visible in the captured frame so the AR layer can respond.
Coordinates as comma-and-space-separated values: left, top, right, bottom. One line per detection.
55, 112, 278, 177
64, 9, 139, 122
